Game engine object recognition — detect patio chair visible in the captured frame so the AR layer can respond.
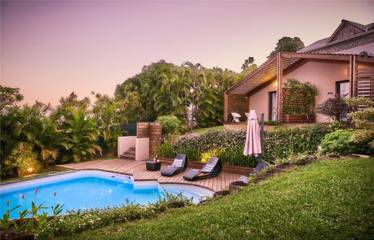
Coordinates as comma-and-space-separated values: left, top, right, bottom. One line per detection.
161, 154, 187, 177
230, 160, 268, 187
231, 112, 241, 122
183, 157, 222, 181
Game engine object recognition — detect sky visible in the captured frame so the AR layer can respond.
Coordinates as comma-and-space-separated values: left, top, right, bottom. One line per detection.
1, 0, 374, 105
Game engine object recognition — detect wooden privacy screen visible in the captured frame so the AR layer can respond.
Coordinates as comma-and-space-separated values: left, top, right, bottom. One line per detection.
356, 63, 374, 101
136, 122, 150, 138
136, 122, 162, 157
149, 123, 162, 158
225, 94, 249, 122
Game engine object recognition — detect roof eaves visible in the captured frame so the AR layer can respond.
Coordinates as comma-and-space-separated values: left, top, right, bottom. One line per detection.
225, 55, 277, 94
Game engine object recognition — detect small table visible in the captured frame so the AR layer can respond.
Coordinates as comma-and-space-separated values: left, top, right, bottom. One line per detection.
146, 161, 161, 171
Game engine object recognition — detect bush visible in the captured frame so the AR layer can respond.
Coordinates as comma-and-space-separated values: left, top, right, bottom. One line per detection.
262, 124, 329, 161
0, 195, 191, 240
317, 95, 350, 121
320, 129, 355, 155
41, 194, 191, 238
200, 148, 222, 163
320, 129, 372, 155
157, 124, 330, 167
217, 146, 256, 167
156, 115, 181, 136
155, 142, 174, 158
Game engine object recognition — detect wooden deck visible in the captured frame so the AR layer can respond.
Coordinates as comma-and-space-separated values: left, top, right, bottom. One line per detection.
58, 159, 242, 192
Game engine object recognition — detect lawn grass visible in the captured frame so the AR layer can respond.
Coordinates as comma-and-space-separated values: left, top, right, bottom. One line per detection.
59, 158, 374, 240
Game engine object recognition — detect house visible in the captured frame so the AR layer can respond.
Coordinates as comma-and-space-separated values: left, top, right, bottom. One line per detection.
224, 19, 374, 124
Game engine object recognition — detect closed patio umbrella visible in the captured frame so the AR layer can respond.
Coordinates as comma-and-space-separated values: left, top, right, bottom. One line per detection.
243, 109, 262, 156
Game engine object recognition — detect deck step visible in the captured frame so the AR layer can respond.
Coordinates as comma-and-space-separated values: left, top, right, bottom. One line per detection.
120, 147, 136, 160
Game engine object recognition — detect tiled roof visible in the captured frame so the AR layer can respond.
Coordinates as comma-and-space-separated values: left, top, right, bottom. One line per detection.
298, 19, 374, 53
298, 37, 330, 53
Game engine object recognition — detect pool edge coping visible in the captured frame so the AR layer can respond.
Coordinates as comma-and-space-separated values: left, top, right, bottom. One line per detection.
58, 167, 219, 193
1, 167, 217, 195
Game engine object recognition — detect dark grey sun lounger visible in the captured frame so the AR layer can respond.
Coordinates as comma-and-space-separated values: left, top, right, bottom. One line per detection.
183, 157, 222, 181
161, 154, 187, 177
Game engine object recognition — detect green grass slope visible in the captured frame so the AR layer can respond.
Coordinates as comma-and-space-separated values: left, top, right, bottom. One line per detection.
62, 158, 374, 240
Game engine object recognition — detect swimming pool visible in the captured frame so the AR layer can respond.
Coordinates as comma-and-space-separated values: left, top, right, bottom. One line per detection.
0, 170, 214, 219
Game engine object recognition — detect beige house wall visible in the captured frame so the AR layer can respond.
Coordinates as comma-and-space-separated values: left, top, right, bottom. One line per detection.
284, 60, 349, 123
248, 80, 277, 121
248, 60, 350, 123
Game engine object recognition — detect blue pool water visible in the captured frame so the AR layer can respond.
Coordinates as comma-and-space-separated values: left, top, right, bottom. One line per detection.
0, 171, 213, 219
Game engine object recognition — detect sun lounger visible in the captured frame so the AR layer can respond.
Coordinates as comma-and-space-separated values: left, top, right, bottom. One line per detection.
183, 157, 222, 181
231, 112, 241, 122
161, 154, 187, 177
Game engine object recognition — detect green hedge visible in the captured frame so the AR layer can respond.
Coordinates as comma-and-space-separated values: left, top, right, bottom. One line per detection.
157, 124, 330, 167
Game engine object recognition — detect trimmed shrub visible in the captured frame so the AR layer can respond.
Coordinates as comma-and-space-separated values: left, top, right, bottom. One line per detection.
157, 124, 330, 167
217, 146, 257, 167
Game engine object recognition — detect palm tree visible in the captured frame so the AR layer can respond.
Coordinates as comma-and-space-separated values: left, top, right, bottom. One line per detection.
59, 107, 101, 163
181, 61, 206, 130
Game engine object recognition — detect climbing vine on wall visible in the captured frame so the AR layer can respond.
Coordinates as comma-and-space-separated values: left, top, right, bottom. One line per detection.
282, 79, 317, 117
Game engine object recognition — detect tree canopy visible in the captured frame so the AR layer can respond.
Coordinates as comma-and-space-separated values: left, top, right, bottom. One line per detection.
114, 60, 241, 128
267, 36, 305, 59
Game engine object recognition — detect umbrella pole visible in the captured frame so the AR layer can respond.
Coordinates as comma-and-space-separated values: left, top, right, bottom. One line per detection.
257, 113, 265, 164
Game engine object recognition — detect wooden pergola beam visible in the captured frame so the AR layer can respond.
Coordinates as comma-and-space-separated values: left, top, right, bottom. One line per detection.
349, 55, 357, 97
226, 57, 277, 94
276, 52, 283, 122
281, 52, 350, 61
247, 79, 274, 96
223, 92, 228, 122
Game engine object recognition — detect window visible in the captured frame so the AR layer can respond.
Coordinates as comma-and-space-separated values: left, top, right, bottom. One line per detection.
268, 91, 277, 121
336, 80, 350, 98
336, 80, 350, 121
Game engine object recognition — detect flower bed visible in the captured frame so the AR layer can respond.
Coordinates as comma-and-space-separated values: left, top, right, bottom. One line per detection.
0, 194, 191, 240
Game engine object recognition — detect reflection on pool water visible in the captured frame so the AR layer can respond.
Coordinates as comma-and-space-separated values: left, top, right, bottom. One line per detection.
0, 170, 214, 219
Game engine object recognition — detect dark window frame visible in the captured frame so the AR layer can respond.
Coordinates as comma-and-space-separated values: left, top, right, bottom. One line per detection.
268, 91, 277, 121
335, 80, 349, 97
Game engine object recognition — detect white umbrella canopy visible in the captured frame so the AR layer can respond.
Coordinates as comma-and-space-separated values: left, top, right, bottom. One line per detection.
243, 110, 262, 156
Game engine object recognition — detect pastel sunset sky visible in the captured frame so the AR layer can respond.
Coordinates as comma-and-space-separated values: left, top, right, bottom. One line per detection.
1, 0, 374, 105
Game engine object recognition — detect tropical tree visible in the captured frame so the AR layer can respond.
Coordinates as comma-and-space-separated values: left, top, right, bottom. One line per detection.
0, 101, 58, 177
181, 61, 206, 129
115, 60, 188, 122
114, 60, 242, 130
268, 36, 304, 59
92, 93, 124, 155
241, 56, 254, 71
196, 67, 238, 127
0, 85, 24, 110
58, 107, 101, 163
51, 92, 90, 121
